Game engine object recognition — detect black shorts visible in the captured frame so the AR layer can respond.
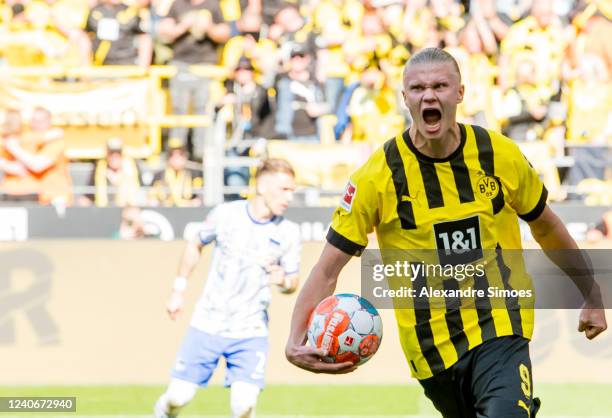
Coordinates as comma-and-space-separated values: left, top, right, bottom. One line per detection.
419, 336, 541, 418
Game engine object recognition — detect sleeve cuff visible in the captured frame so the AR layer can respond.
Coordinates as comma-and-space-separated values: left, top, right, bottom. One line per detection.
326, 227, 365, 257
198, 231, 216, 245
518, 186, 548, 222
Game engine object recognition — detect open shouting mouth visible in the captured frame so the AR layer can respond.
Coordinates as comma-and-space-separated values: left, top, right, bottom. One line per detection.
422, 108, 442, 134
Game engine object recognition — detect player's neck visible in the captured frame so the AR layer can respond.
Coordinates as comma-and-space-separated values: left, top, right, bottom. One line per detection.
409, 123, 461, 160
248, 198, 274, 222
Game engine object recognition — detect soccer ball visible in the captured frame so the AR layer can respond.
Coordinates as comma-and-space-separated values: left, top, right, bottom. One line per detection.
307, 293, 383, 365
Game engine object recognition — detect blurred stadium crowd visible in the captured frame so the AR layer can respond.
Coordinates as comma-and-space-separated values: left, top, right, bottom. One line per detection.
0, 0, 610, 210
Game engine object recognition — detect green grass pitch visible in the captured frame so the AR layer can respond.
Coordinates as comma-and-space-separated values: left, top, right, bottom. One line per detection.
0, 385, 611, 417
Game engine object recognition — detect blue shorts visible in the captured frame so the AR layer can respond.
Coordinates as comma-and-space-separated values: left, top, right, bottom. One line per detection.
171, 327, 268, 389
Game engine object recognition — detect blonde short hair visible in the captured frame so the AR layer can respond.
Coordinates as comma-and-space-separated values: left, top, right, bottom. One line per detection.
255, 158, 295, 179
404, 47, 462, 81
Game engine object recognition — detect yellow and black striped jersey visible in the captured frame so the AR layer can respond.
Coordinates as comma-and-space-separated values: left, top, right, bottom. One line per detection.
327, 123, 547, 380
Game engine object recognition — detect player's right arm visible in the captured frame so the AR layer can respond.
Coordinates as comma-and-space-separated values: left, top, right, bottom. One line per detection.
285, 157, 379, 373
166, 207, 220, 320
285, 243, 356, 374
166, 238, 204, 320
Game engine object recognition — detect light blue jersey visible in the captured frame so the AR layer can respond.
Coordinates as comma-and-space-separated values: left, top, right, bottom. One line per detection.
190, 200, 301, 338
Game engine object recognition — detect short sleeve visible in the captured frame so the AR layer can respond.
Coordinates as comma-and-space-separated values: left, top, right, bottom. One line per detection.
197, 205, 222, 245
509, 150, 548, 222
327, 164, 379, 257
280, 224, 301, 275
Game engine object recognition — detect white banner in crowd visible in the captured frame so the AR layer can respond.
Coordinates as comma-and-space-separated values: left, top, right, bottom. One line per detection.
0, 78, 150, 151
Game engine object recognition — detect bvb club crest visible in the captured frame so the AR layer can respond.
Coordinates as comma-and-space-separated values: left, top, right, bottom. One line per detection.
477, 175, 500, 200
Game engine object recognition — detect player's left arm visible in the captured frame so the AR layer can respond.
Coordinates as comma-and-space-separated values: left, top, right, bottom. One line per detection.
506, 140, 607, 340
528, 205, 607, 340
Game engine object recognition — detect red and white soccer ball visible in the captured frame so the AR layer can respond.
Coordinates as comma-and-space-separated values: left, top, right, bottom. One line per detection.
307, 293, 383, 365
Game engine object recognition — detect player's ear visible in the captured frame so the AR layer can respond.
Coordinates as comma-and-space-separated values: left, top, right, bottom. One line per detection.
256, 175, 268, 195
457, 84, 464, 104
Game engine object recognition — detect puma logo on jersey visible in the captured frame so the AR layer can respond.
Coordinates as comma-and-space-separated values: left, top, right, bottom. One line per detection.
401, 193, 419, 202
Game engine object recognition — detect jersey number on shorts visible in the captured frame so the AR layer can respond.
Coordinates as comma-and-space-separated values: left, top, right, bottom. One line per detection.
519, 363, 531, 398
517, 363, 532, 416
250, 352, 266, 380
433, 215, 483, 265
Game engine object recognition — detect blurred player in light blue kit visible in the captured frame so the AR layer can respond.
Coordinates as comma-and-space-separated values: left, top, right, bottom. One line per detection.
154, 159, 301, 418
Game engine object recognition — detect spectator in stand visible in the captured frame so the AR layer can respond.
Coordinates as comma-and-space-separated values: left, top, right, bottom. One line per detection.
449, 16, 498, 129
346, 61, 401, 145
402, 0, 464, 51
334, 2, 409, 130
493, 0, 532, 26
497, 55, 566, 201
473, 0, 511, 42
553, 1, 611, 199
114, 206, 147, 239
345, 8, 394, 76
269, 3, 314, 62
220, 6, 280, 93
273, 43, 329, 141
260, 0, 287, 27
157, 0, 230, 159
565, 1, 612, 143
114, 205, 162, 239
310, 0, 350, 114
148, 138, 203, 207
563, 52, 611, 193
220, 7, 263, 69
500, 55, 550, 141
499, 0, 567, 99
0, 107, 72, 206
567, 0, 611, 79
80, 137, 141, 207
219, 56, 272, 194
429, 0, 466, 39
82, 0, 152, 66
0, 0, 89, 67
0, 109, 31, 201
221, 56, 273, 139
402, 0, 438, 50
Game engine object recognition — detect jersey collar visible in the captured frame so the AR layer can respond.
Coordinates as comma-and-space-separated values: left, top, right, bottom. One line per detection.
245, 201, 278, 225
403, 123, 467, 163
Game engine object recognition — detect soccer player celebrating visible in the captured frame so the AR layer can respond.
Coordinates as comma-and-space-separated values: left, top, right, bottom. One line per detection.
155, 159, 300, 418
285, 48, 607, 417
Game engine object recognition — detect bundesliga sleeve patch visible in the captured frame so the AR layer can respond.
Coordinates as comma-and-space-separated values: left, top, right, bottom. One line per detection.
340, 181, 357, 212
